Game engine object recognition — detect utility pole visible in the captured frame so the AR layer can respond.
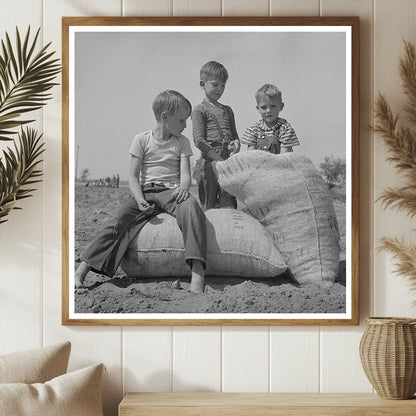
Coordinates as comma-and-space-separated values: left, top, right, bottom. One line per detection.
75, 144, 80, 181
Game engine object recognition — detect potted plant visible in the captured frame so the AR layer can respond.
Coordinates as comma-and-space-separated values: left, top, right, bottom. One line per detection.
360, 40, 416, 400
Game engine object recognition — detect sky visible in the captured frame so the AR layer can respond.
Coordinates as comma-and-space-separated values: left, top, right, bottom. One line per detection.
73, 28, 347, 181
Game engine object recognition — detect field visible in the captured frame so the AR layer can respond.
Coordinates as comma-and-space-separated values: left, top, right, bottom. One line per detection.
74, 185, 346, 315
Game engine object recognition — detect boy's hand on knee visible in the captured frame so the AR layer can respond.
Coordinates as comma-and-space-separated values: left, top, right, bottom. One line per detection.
173, 187, 190, 203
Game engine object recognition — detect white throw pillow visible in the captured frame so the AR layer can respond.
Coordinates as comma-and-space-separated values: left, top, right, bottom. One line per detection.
0, 363, 104, 416
0, 341, 71, 384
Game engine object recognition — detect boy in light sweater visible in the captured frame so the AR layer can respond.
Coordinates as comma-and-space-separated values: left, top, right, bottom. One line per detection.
75, 90, 207, 293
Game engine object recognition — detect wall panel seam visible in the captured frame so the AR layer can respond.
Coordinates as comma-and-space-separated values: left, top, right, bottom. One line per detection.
121, 329, 125, 395
318, 327, 321, 392
171, 327, 174, 392
268, 327, 270, 392
220, 326, 223, 392
221, 326, 224, 391
319, 329, 322, 392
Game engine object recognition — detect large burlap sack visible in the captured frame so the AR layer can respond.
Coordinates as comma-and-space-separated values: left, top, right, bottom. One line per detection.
215, 151, 340, 287
121, 208, 287, 278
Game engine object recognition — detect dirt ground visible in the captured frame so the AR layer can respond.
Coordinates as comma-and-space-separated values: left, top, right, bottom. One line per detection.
74, 185, 346, 314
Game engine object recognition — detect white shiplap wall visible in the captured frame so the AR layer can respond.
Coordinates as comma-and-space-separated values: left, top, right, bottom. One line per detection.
1, 1, 416, 415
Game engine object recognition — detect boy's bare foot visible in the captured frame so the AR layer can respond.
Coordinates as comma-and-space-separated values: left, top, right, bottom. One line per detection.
189, 260, 205, 293
75, 261, 91, 289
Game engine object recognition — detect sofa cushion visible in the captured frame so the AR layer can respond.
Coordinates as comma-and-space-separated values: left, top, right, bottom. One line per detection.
0, 363, 104, 416
0, 341, 71, 384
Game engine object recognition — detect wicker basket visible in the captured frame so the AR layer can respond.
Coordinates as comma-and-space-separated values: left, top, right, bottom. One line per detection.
359, 317, 416, 399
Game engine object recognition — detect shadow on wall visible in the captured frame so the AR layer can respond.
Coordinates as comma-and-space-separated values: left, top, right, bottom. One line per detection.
123, 368, 216, 394
68, 0, 111, 14
101, 363, 123, 416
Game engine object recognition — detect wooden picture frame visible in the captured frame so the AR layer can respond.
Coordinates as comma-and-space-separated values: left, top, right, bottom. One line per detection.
62, 16, 359, 326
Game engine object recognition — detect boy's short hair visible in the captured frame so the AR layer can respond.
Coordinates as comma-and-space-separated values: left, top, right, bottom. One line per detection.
200, 61, 229, 82
152, 90, 192, 121
255, 84, 282, 103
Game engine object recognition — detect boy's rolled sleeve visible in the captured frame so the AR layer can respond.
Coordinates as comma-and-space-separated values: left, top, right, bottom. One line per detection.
129, 133, 146, 158
192, 108, 213, 155
179, 135, 193, 158
241, 125, 258, 147
280, 123, 300, 148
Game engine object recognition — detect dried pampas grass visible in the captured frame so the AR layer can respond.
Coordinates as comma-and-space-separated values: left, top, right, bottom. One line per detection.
375, 40, 416, 294
378, 237, 416, 293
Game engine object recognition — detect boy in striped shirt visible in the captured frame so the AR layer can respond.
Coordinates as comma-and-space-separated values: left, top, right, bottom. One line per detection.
241, 84, 299, 154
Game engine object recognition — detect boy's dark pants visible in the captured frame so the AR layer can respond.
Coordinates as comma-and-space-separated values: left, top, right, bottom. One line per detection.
197, 159, 237, 211
81, 185, 207, 277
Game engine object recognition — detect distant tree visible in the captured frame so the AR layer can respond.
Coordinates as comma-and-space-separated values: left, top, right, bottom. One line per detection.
320, 155, 346, 187
80, 168, 90, 182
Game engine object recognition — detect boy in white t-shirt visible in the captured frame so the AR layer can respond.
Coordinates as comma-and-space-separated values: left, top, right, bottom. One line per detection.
75, 90, 207, 293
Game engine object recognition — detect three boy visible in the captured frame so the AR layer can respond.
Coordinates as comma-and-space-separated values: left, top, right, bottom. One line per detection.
76, 63, 300, 295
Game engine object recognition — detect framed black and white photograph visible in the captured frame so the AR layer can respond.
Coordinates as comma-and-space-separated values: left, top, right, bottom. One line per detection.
62, 16, 359, 326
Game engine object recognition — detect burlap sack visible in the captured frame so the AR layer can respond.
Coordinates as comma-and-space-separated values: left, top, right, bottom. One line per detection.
121, 208, 287, 278
215, 151, 340, 287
